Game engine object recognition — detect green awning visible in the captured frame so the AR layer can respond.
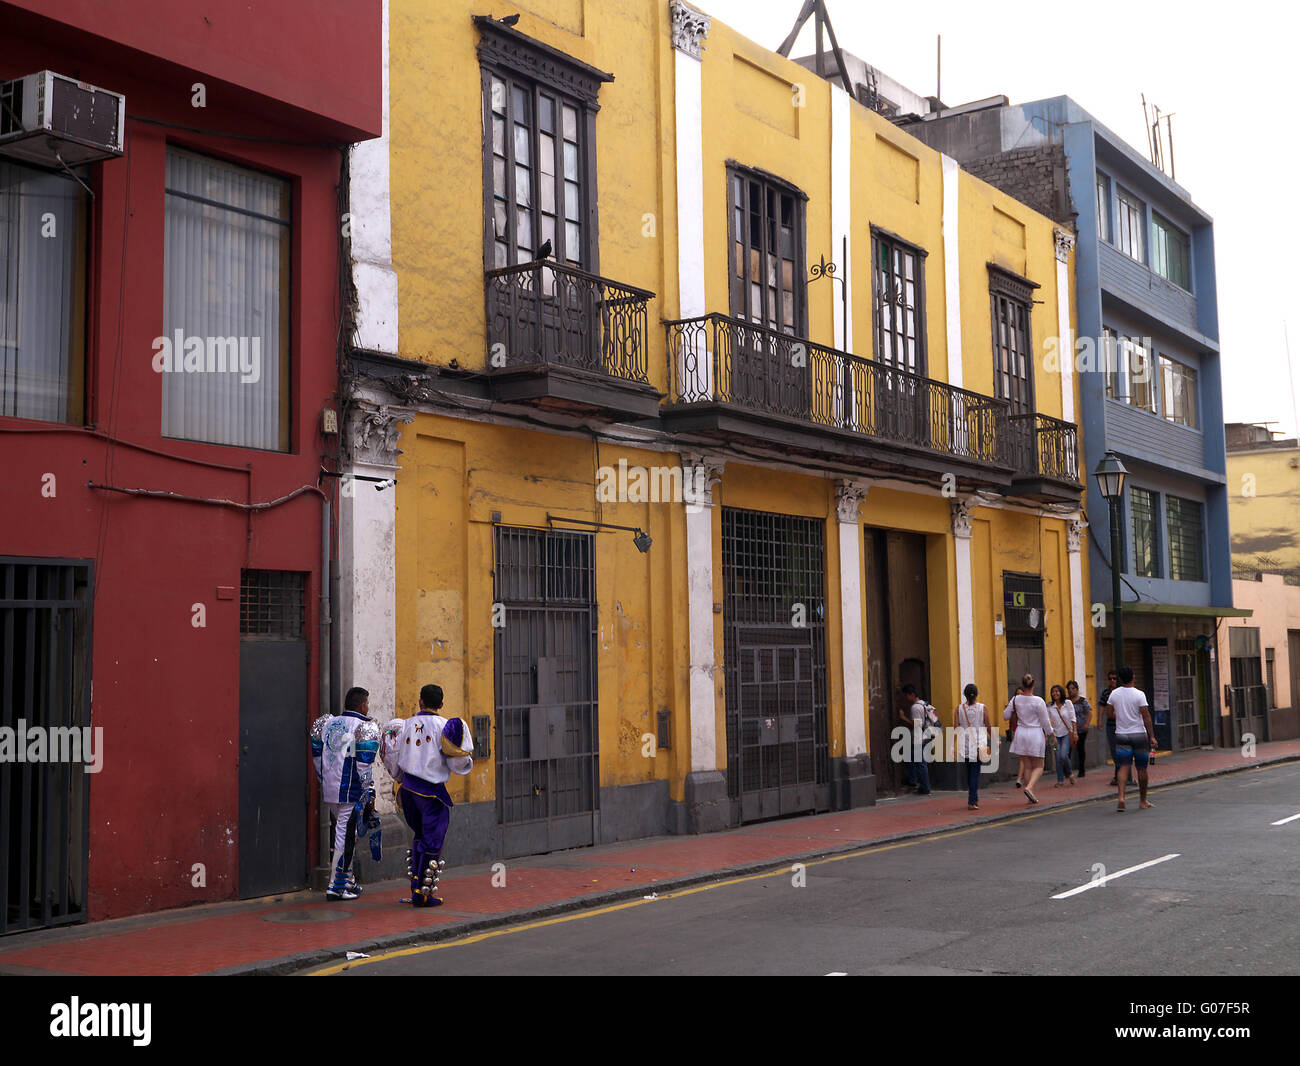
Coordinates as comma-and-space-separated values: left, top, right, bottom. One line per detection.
1119, 603, 1252, 618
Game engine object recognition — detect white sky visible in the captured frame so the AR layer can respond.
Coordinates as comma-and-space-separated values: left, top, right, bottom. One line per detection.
698, 0, 1300, 439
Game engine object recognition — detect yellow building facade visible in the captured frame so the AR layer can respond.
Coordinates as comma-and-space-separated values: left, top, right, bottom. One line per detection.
341, 0, 1093, 861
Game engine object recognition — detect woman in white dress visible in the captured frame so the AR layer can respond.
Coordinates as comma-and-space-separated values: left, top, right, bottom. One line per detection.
1006, 673, 1054, 804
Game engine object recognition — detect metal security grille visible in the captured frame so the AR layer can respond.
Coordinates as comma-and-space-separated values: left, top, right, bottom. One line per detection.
240, 571, 306, 639
1166, 496, 1205, 582
493, 527, 598, 856
1174, 638, 1199, 750
722, 507, 828, 822
1, 559, 92, 935
1004, 572, 1046, 700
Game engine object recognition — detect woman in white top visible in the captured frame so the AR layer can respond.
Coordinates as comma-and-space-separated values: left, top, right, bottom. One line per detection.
1006, 673, 1054, 804
1048, 684, 1078, 787
954, 683, 991, 811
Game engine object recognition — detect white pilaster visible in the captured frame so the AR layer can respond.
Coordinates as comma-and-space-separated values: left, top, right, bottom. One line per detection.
672, 2, 708, 321
831, 89, 853, 352
349, 0, 398, 354
942, 154, 963, 389
951, 497, 976, 688
1054, 228, 1076, 423
1067, 518, 1087, 685
836, 481, 868, 757
681, 452, 723, 773
340, 398, 414, 812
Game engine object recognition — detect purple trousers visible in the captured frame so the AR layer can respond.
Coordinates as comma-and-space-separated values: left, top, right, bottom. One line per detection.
399, 777, 451, 895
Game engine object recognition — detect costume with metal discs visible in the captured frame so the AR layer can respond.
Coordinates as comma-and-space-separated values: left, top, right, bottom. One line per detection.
380, 712, 473, 906
310, 710, 381, 899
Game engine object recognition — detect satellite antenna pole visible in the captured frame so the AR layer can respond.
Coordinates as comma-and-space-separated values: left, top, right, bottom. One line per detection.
1151, 103, 1163, 171
1165, 113, 1176, 180
937, 35, 942, 102
1286, 323, 1299, 441
775, 0, 854, 95
1141, 94, 1154, 164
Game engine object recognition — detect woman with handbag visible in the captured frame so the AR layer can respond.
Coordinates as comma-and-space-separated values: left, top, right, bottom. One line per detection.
1048, 684, 1078, 787
955, 683, 991, 810
1007, 674, 1054, 804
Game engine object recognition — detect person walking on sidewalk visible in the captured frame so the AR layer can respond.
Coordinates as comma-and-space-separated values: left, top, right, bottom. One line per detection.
310, 687, 381, 901
1007, 674, 1053, 804
900, 684, 932, 795
1108, 666, 1156, 812
1005, 682, 1025, 787
955, 684, 991, 810
380, 684, 474, 907
1048, 685, 1078, 787
1100, 670, 1120, 785
1067, 680, 1093, 777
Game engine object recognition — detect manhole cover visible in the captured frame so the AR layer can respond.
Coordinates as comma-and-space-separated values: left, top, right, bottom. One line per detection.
262, 908, 353, 924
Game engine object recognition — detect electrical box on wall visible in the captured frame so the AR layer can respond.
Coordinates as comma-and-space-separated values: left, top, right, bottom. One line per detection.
321, 408, 339, 435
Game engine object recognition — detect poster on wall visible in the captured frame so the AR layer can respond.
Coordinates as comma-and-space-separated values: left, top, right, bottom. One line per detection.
1152, 644, 1170, 712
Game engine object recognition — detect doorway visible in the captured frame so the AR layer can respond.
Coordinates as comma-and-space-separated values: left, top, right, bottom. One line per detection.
237, 570, 309, 899
863, 530, 931, 792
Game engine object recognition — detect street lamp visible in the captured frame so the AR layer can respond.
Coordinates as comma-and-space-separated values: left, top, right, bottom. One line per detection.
1093, 450, 1129, 672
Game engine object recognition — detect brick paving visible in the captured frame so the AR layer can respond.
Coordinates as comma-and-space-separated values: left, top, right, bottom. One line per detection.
1, 738, 1296, 975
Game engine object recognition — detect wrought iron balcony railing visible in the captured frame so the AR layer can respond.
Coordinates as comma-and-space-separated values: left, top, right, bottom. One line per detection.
1007, 412, 1082, 484
484, 261, 653, 385
664, 313, 1010, 466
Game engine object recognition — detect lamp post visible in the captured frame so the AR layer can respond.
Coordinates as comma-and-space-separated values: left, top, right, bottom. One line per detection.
1093, 451, 1129, 671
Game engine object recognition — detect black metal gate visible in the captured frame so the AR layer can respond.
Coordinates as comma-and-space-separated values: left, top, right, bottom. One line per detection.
493, 527, 599, 857
722, 507, 829, 822
1, 559, 92, 935
238, 570, 309, 898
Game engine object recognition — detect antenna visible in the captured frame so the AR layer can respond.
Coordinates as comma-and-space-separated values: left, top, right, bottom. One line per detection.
1141, 93, 1154, 164
1151, 103, 1164, 172
936, 34, 942, 103
1286, 323, 1299, 441
1164, 113, 1176, 181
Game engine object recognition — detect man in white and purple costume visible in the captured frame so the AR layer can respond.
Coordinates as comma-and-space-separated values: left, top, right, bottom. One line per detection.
380, 683, 473, 907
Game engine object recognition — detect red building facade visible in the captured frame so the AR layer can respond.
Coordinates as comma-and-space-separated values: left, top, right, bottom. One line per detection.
0, 0, 380, 926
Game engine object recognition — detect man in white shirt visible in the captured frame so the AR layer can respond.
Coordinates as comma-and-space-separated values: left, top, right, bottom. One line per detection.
1107, 665, 1156, 812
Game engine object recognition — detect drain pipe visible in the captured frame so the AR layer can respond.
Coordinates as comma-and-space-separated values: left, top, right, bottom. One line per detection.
317, 488, 333, 883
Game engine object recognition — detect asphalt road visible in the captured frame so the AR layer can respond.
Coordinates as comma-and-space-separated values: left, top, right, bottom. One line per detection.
317, 762, 1300, 976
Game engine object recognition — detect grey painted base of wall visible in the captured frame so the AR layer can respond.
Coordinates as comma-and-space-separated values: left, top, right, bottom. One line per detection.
683, 770, 730, 834
830, 754, 875, 809
1267, 705, 1299, 742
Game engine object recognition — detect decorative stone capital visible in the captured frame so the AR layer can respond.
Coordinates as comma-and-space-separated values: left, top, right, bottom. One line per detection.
680, 451, 724, 509
1054, 227, 1076, 263
950, 497, 974, 539
670, 0, 710, 60
835, 480, 869, 524
1066, 518, 1086, 553
347, 401, 415, 469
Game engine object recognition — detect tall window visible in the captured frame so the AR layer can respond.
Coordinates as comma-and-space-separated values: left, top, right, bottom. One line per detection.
989, 269, 1035, 414
728, 167, 805, 335
485, 73, 588, 271
1115, 187, 1145, 263
1166, 496, 1205, 582
1096, 173, 1110, 242
1151, 212, 1190, 289
871, 230, 926, 374
0, 161, 88, 424
1159, 355, 1198, 428
163, 149, 290, 451
1130, 486, 1161, 578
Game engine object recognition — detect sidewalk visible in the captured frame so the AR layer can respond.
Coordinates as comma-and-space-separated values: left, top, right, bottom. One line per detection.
3, 739, 1297, 976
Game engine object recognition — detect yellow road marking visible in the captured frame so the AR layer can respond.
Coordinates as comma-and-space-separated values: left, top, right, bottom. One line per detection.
307, 759, 1296, 975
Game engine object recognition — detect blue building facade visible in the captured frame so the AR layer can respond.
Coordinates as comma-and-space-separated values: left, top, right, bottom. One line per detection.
907, 95, 1238, 750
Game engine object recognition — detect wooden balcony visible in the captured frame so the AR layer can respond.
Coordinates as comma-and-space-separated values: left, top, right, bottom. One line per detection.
663, 313, 1015, 491
484, 261, 661, 420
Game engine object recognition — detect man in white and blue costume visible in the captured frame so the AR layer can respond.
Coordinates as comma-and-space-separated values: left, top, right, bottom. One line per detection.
380, 683, 473, 907
310, 686, 381, 900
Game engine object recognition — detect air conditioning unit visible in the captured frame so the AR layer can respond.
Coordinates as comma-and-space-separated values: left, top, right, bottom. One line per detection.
0, 71, 125, 169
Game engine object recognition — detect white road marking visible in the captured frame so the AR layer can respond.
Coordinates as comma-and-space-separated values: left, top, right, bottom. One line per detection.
1270, 812, 1300, 826
825, 972, 847, 976
1051, 853, 1180, 899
